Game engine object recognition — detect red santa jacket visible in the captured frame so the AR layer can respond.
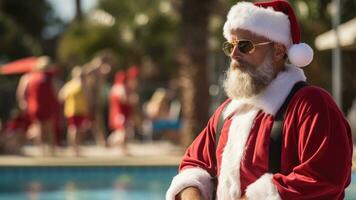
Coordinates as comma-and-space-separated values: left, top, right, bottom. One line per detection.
166, 65, 352, 200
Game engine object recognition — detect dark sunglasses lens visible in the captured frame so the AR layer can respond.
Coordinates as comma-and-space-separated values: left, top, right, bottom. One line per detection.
238, 40, 254, 53
223, 42, 234, 55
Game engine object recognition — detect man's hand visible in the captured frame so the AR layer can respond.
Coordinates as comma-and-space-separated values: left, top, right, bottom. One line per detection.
179, 186, 203, 200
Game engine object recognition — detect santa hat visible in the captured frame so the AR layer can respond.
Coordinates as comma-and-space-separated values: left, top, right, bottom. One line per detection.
223, 0, 313, 67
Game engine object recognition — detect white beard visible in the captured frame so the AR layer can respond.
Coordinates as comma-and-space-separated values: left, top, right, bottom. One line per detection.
223, 53, 275, 99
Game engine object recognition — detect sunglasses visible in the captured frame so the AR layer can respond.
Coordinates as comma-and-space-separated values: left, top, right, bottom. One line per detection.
222, 40, 273, 56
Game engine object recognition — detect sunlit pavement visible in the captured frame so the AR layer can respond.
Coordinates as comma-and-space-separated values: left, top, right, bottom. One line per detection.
0, 141, 184, 167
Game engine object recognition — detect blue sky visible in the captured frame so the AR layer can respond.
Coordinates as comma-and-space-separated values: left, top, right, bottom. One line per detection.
47, 0, 98, 22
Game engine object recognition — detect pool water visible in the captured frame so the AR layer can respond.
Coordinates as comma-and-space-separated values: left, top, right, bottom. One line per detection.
0, 166, 177, 200
0, 166, 355, 200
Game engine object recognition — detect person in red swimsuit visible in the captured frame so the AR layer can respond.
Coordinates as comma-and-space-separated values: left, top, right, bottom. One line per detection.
17, 56, 59, 156
108, 71, 133, 154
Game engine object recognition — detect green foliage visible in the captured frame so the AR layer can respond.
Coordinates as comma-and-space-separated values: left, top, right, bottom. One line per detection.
57, 0, 179, 77
0, 0, 58, 121
0, 0, 55, 38
0, 0, 58, 60
58, 22, 117, 66
0, 13, 39, 60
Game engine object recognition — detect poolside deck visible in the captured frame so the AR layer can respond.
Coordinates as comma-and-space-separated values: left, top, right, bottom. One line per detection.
0, 141, 184, 167
1, 143, 356, 170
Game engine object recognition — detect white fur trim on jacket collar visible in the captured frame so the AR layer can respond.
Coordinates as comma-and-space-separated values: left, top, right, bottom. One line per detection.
217, 65, 304, 199
217, 107, 259, 199
245, 173, 282, 200
223, 2, 292, 48
224, 64, 306, 117
165, 167, 214, 200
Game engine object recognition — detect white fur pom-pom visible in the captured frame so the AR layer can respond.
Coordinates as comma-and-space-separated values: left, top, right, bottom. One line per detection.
287, 43, 313, 67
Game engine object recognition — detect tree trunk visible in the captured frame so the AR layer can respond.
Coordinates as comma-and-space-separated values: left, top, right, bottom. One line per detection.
178, 0, 213, 147
75, 0, 83, 22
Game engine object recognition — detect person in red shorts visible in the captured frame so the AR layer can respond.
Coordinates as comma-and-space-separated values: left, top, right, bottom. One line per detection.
59, 66, 90, 156
17, 56, 59, 156
108, 71, 132, 154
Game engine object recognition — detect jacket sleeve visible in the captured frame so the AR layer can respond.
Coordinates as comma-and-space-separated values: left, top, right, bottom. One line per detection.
166, 100, 230, 200
246, 87, 353, 200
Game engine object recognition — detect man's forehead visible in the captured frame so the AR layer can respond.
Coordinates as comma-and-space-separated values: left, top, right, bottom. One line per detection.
230, 28, 268, 42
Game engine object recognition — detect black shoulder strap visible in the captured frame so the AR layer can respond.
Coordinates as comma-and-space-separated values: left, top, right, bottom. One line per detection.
268, 81, 308, 173
212, 101, 230, 171
215, 104, 228, 146
213, 81, 308, 173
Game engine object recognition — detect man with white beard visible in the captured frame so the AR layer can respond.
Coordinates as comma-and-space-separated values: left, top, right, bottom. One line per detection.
166, 1, 352, 200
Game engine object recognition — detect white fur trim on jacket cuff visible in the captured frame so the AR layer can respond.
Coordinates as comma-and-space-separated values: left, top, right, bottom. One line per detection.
245, 173, 281, 200
165, 167, 214, 200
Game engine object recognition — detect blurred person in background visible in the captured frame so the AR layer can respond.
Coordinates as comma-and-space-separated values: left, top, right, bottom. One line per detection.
126, 65, 141, 139
59, 66, 90, 156
16, 56, 60, 156
0, 108, 31, 154
82, 54, 112, 147
108, 71, 132, 154
166, 1, 352, 200
143, 87, 181, 143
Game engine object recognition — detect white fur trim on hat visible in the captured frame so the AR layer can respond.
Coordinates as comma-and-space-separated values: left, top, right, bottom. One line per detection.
288, 43, 314, 67
165, 167, 214, 200
245, 173, 282, 200
223, 2, 292, 47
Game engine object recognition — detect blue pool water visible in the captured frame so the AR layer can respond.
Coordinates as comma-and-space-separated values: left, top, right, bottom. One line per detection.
0, 166, 177, 200
0, 166, 355, 200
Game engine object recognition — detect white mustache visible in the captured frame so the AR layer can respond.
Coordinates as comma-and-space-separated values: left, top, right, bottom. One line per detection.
231, 59, 252, 70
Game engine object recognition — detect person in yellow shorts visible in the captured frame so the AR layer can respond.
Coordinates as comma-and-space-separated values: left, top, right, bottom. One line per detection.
59, 66, 90, 156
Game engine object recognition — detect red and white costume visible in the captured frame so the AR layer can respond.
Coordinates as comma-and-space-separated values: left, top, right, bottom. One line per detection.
166, 1, 353, 199
166, 65, 352, 200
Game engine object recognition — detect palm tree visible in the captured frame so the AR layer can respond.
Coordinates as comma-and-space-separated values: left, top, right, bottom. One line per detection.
177, 0, 214, 147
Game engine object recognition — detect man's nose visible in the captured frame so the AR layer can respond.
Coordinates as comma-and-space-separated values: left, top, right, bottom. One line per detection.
231, 45, 242, 60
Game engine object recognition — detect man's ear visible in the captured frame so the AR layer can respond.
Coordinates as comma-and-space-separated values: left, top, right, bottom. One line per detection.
273, 43, 287, 62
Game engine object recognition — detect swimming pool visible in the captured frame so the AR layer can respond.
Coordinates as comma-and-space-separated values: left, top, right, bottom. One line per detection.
0, 166, 355, 200
0, 166, 177, 200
